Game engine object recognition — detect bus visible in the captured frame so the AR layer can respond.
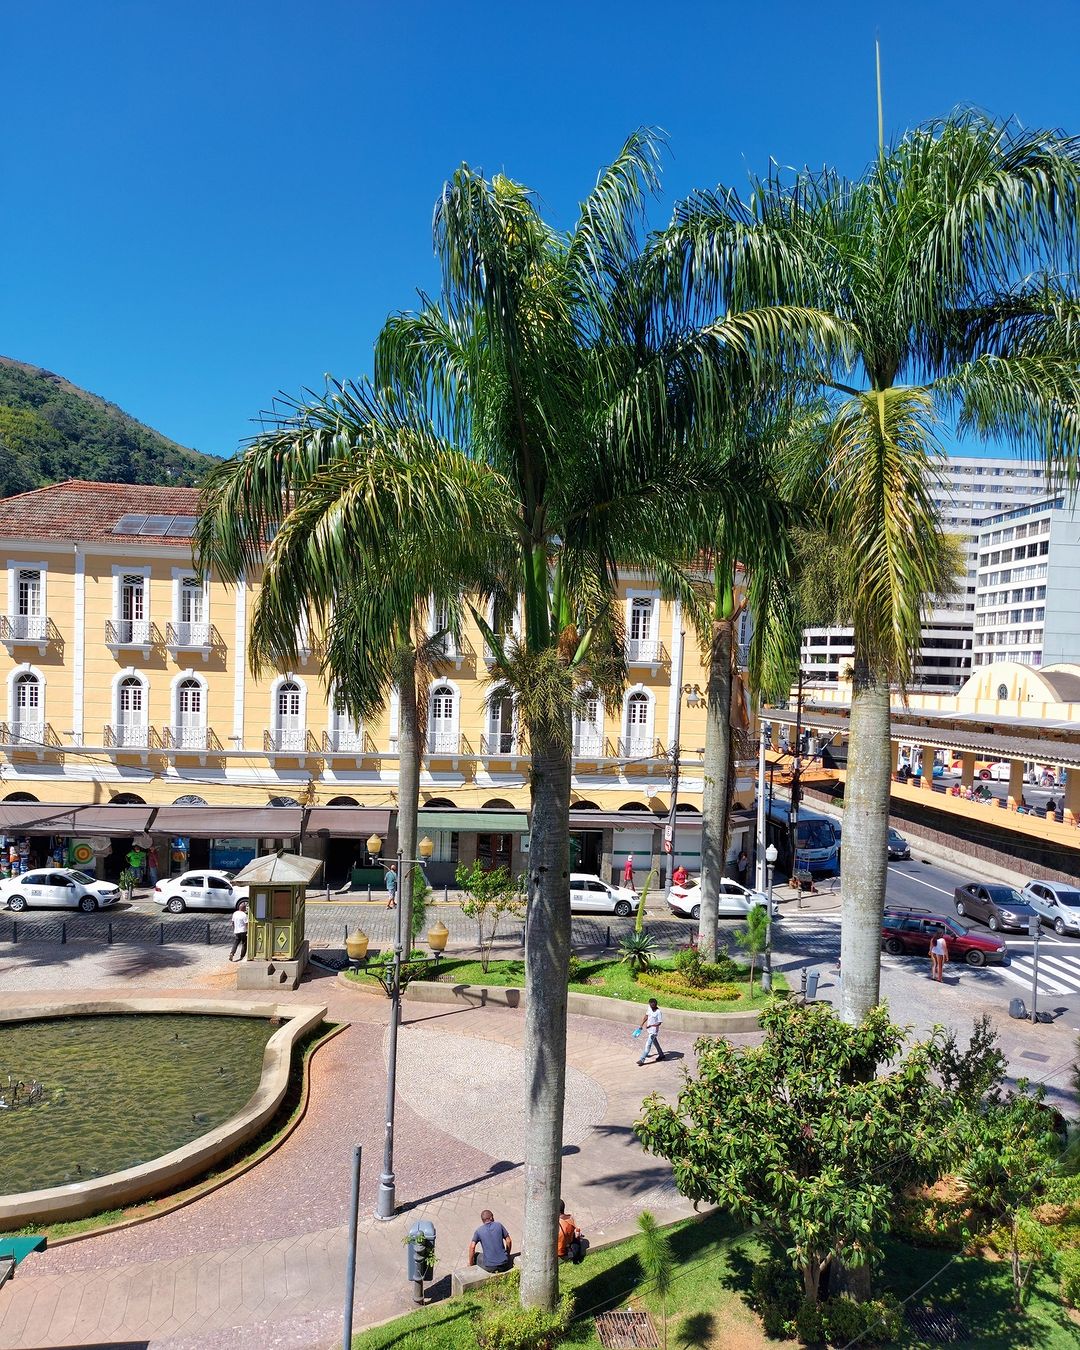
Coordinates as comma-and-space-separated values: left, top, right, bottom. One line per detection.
765, 798, 840, 878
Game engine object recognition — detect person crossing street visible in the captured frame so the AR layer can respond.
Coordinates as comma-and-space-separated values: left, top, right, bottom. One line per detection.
636, 998, 665, 1065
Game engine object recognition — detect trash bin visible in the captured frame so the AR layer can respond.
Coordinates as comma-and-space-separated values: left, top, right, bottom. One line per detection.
407, 1220, 436, 1303
805, 971, 820, 1000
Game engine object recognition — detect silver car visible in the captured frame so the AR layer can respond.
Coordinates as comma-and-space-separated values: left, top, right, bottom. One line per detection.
1022, 880, 1080, 936
0, 868, 121, 912
153, 870, 249, 913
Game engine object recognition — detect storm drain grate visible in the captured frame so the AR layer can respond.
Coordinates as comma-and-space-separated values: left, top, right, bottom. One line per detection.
904, 1305, 969, 1343
595, 1309, 660, 1348
1020, 1050, 1051, 1063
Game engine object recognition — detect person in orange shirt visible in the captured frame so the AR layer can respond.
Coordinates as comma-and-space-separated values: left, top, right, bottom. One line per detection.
672, 863, 688, 887
557, 1200, 583, 1263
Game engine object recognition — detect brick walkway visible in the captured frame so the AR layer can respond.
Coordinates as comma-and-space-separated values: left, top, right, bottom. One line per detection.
0, 959, 731, 1348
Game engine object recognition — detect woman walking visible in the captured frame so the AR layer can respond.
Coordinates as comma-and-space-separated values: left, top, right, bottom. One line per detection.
929, 930, 948, 982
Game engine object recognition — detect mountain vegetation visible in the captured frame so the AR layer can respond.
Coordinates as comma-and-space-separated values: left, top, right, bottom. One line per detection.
0, 356, 215, 495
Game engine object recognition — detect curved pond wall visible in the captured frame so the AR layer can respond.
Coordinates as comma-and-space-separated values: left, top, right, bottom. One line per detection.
0, 998, 326, 1227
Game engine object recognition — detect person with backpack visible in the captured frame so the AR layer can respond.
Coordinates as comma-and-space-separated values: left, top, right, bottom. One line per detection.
557, 1200, 583, 1263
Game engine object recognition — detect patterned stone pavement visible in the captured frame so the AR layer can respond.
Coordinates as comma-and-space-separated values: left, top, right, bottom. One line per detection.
0, 959, 726, 1349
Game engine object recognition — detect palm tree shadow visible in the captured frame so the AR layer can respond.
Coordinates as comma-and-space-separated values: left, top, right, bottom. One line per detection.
677, 1310, 715, 1348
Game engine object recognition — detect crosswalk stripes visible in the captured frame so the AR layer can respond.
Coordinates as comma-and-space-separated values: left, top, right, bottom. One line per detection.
1000, 948, 1080, 996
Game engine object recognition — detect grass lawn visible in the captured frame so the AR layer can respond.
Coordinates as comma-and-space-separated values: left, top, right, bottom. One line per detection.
345, 956, 784, 1013
352, 1213, 1080, 1348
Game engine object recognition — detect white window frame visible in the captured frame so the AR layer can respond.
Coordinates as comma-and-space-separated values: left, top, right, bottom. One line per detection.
171, 670, 208, 749
7, 664, 46, 745
171, 568, 211, 648
111, 564, 152, 647
622, 685, 655, 755
112, 669, 150, 748
625, 590, 661, 663
573, 686, 604, 756
328, 691, 364, 753
428, 679, 460, 754
6, 560, 49, 648
270, 674, 307, 752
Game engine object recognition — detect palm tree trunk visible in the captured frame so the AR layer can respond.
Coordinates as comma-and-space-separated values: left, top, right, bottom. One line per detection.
396, 652, 420, 947
839, 658, 891, 1024
520, 726, 572, 1311
698, 620, 732, 963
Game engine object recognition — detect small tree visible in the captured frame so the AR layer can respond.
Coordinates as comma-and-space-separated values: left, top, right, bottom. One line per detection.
634, 867, 658, 934
637, 1001, 977, 1301
637, 1210, 675, 1350
958, 1083, 1062, 1309
455, 861, 525, 973
733, 904, 768, 994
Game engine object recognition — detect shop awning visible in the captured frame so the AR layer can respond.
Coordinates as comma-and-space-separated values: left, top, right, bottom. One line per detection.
152, 806, 304, 838
569, 811, 665, 831
0, 805, 154, 835
418, 809, 529, 834
304, 807, 392, 836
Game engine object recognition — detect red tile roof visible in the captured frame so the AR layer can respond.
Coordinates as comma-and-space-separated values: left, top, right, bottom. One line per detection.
0, 480, 202, 544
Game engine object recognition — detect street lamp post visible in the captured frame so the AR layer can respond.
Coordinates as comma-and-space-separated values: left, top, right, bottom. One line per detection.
760, 843, 779, 993
367, 829, 435, 1221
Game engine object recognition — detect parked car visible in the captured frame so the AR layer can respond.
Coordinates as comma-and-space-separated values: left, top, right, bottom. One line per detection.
153, 870, 249, 913
0, 868, 121, 912
881, 907, 1008, 966
953, 882, 1038, 933
1021, 879, 1080, 936
667, 877, 772, 922
887, 828, 911, 860
569, 873, 637, 916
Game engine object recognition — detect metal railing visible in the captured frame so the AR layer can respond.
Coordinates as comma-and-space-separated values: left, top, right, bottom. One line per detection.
263, 728, 319, 754
428, 731, 462, 756
572, 733, 604, 758
626, 637, 667, 664
0, 615, 54, 644
0, 721, 62, 750
104, 723, 162, 750
322, 727, 371, 754
163, 724, 223, 752
616, 735, 664, 759
480, 731, 521, 756
165, 621, 221, 650
105, 619, 161, 647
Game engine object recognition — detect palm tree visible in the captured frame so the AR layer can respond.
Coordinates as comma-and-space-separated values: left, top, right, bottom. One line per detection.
664, 109, 1080, 1022
197, 132, 838, 1310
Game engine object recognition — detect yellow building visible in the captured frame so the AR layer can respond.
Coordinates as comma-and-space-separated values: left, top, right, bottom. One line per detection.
0, 481, 734, 887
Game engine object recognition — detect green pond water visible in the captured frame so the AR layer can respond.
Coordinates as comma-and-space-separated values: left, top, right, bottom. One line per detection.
0, 1014, 277, 1195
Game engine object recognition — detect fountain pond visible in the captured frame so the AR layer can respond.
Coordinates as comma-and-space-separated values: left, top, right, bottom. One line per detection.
0, 1013, 277, 1195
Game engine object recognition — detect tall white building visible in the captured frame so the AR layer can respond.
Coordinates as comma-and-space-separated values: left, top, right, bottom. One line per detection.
801, 454, 1051, 688
973, 497, 1080, 668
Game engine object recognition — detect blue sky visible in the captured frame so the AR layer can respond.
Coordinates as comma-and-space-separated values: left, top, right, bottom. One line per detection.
3, 0, 1080, 457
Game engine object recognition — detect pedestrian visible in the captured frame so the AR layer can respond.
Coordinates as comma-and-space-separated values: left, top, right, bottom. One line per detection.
146, 845, 159, 886
672, 862, 688, 888
468, 1209, 512, 1273
929, 929, 947, 982
557, 1199, 584, 1264
623, 854, 634, 888
735, 849, 749, 884
229, 900, 248, 962
1047, 797, 1058, 816
636, 998, 665, 1065
385, 862, 398, 909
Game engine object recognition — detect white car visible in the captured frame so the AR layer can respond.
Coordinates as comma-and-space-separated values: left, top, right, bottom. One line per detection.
1, 868, 121, 912
1022, 879, 1080, 936
569, 873, 637, 916
153, 870, 249, 913
667, 877, 773, 922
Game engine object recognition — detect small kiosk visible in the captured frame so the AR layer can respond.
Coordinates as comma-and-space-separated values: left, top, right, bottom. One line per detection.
232, 850, 320, 990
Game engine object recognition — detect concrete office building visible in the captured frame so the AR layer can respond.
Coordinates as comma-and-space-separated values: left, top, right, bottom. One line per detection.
973, 497, 1080, 669
801, 454, 1052, 689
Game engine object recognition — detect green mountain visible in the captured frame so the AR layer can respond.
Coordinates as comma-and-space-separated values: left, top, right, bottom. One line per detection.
0, 356, 217, 495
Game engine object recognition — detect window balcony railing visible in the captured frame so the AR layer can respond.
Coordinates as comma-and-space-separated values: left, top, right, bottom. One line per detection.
0, 615, 58, 652
428, 730, 462, 756
322, 727, 371, 755
104, 723, 162, 750
163, 724, 222, 753
480, 731, 522, 756
0, 721, 62, 751
626, 637, 667, 665
617, 734, 664, 760
105, 619, 162, 651
165, 622, 222, 656
263, 728, 319, 754
572, 732, 604, 758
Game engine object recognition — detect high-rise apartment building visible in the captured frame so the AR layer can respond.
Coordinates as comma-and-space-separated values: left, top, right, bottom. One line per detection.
801, 455, 1051, 688
973, 496, 1080, 668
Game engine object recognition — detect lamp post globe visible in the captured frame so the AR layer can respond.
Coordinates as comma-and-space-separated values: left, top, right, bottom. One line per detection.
761, 844, 779, 992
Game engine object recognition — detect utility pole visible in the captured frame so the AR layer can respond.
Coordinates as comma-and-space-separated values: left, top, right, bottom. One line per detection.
789, 667, 805, 888
755, 714, 767, 892
664, 630, 686, 868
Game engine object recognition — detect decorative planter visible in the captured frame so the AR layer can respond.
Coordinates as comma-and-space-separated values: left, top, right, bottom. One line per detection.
345, 928, 370, 963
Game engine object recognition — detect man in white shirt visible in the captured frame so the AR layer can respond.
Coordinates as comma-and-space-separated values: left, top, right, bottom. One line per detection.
229, 900, 249, 962
637, 998, 665, 1065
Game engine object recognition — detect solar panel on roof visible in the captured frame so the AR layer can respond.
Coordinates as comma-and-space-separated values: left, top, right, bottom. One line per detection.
140, 514, 175, 535
163, 516, 197, 537
113, 514, 148, 535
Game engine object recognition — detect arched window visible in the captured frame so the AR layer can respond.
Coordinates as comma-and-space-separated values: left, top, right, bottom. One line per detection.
11, 671, 42, 745
573, 689, 602, 756
329, 697, 364, 752
486, 694, 515, 755
175, 677, 206, 749
4, 791, 38, 803
274, 680, 303, 751
997, 683, 1009, 699
429, 684, 458, 754
116, 675, 148, 747
623, 690, 653, 755
173, 793, 207, 806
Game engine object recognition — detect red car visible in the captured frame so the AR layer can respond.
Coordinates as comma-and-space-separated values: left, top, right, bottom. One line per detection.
881, 907, 1008, 967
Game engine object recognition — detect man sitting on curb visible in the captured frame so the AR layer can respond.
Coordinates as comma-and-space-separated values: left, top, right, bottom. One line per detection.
468, 1210, 512, 1273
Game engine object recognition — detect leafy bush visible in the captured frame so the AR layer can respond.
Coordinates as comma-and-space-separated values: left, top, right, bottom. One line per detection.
618, 930, 656, 973
474, 1288, 574, 1349
638, 970, 740, 1002
1058, 1246, 1080, 1307
821, 1294, 903, 1344
749, 1256, 801, 1336
794, 1296, 825, 1343
674, 944, 707, 988
567, 954, 583, 985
